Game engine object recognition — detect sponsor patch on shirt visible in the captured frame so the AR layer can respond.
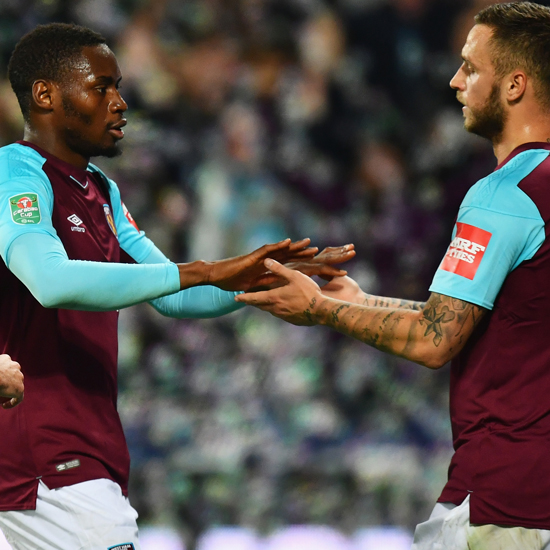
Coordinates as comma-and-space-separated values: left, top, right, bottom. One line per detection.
55, 459, 81, 472
9, 193, 41, 225
121, 201, 139, 232
440, 222, 492, 280
108, 544, 135, 550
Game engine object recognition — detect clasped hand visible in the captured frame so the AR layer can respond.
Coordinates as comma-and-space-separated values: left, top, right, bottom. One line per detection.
0, 354, 24, 409
201, 239, 355, 292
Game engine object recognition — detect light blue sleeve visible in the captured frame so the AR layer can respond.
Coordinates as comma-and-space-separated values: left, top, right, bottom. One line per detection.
7, 233, 180, 310
0, 145, 57, 260
0, 149, 180, 311
101, 170, 245, 318
429, 150, 547, 309
143, 247, 245, 318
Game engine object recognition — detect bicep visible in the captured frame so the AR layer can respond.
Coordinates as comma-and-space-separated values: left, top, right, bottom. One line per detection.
0, 178, 56, 262
7, 232, 180, 310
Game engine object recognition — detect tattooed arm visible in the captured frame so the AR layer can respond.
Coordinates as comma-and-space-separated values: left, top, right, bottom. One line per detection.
320, 276, 425, 311
236, 260, 487, 369
363, 294, 425, 311
317, 292, 485, 368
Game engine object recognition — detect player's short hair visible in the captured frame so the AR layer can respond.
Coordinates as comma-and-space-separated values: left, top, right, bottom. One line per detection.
7, 23, 106, 121
475, 2, 550, 110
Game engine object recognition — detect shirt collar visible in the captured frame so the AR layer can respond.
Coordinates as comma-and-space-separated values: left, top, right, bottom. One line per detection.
17, 140, 90, 189
495, 142, 550, 171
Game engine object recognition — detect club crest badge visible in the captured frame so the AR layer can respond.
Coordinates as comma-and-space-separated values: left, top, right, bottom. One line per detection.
9, 193, 41, 225
103, 204, 118, 237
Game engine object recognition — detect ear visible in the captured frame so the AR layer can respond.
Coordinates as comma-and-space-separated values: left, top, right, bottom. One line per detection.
505, 70, 527, 103
31, 79, 56, 112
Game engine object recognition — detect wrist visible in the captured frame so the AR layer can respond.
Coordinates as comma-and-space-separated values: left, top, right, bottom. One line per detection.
177, 260, 214, 290
311, 296, 332, 326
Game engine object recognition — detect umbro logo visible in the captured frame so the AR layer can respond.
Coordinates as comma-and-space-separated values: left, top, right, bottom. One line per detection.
67, 214, 86, 232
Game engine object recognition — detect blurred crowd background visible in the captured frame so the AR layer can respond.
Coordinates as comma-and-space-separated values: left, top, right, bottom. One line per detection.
1, 0, 541, 548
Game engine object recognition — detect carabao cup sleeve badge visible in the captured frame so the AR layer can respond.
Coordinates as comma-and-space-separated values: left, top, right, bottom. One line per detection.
103, 203, 118, 237
9, 193, 41, 225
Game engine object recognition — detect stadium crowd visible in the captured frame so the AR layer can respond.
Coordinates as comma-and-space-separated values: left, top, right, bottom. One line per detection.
0, 0, 531, 546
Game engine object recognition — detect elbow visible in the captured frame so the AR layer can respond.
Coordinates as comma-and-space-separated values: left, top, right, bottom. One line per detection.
415, 347, 453, 370
421, 355, 449, 370
34, 292, 64, 309
32, 286, 71, 309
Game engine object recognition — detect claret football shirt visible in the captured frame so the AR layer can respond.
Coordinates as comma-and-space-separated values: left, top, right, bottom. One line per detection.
430, 142, 550, 528
0, 141, 240, 510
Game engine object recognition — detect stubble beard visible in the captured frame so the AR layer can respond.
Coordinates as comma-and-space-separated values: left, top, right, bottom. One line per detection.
464, 82, 507, 143
62, 95, 123, 160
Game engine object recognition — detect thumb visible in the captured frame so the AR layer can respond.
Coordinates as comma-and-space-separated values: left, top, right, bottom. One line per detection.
264, 258, 291, 278
265, 258, 282, 270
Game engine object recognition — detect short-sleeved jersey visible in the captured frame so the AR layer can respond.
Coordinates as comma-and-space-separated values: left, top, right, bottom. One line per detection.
429, 142, 550, 529
0, 142, 159, 510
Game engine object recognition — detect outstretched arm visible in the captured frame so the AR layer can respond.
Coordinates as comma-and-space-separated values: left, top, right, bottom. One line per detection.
312, 291, 484, 368
6, 233, 316, 311
147, 244, 356, 319
319, 275, 425, 311
236, 260, 487, 369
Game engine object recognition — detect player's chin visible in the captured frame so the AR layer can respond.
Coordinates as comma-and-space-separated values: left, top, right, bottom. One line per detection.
101, 142, 124, 158
463, 117, 475, 132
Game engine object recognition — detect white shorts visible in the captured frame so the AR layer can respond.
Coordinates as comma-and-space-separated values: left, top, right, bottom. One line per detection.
0, 479, 141, 550
412, 495, 550, 550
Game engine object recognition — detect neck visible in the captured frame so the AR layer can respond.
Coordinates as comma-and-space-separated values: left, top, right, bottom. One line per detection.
492, 108, 550, 164
23, 124, 89, 169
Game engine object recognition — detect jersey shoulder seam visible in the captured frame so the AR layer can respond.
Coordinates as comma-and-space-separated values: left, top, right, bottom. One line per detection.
458, 204, 541, 222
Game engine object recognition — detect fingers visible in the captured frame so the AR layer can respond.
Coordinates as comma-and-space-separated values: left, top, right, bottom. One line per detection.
320, 244, 355, 255
254, 238, 292, 255
273, 238, 318, 262
1, 395, 22, 409
235, 260, 293, 303
246, 273, 288, 291
283, 247, 319, 260
264, 258, 294, 277
0, 355, 24, 409
315, 244, 356, 264
287, 238, 312, 251
253, 239, 316, 263
284, 263, 348, 279
317, 266, 348, 280
235, 289, 273, 306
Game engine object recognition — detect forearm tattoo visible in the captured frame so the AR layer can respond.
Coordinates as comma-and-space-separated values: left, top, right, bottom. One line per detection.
303, 297, 317, 323
331, 304, 348, 324
315, 292, 486, 364
363, 294, 424, 311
